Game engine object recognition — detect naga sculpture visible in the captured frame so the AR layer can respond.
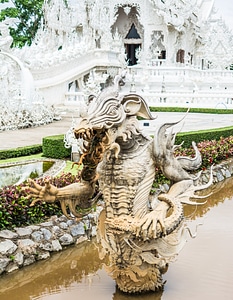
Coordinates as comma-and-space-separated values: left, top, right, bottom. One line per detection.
27, 74, 212, 293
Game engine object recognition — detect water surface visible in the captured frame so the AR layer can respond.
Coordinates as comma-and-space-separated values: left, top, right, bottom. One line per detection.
0, 178, 233, 300
0, 161, 54, 187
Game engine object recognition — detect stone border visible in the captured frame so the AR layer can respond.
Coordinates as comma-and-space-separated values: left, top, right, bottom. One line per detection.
0, 205, 103, 274
202, 159, 233, 183
0, 159, 233, 275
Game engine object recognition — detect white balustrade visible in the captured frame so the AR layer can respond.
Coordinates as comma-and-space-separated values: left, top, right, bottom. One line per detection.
64, 92, 85, 104
128, 64, 233, 81
140, 91, 233, 109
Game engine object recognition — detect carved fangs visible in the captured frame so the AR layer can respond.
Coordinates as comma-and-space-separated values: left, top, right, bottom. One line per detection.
74, 127, 111, 165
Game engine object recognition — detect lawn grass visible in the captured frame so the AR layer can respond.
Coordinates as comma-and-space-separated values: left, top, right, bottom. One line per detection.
0, 153, 44, 164
61, 160, 82, 175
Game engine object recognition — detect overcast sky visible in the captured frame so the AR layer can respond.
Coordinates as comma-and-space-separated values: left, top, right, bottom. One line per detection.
214, 0, 233, 31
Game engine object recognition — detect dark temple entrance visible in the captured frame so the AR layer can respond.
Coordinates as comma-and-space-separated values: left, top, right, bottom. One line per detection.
125, 43, 141, 65
124, 23, 142, 66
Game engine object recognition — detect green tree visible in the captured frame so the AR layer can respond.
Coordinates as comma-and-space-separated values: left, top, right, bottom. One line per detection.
0, 0, 44, 47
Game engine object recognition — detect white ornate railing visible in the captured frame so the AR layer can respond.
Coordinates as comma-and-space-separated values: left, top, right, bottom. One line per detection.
31, 48, 233, 108
129, 64, 233, 81
64, 92, 85, 104
140, 91, 233, 109
64, 90, 233, 109
33, 49, 121, 88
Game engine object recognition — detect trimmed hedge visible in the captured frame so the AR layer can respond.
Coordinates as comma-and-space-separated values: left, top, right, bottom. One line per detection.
1, 108, 233, 160
150, 107, 233, 114
0, 145, 42, 160
2, 127, 233, 160
42, 134, 71, 159
175, 126, 233, 148
0, 135, 70, 160
41, 124, 233, 159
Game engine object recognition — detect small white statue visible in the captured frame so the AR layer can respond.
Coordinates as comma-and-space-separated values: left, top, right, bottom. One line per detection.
0, 22, 13, 51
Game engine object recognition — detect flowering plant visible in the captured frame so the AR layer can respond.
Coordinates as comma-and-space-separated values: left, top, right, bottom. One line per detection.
0, 172, 80, 229
1, 135, 233, 229
175, 136, 233, 169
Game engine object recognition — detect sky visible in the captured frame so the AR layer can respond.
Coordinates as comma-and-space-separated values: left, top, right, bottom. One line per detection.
214, 0, 233, 31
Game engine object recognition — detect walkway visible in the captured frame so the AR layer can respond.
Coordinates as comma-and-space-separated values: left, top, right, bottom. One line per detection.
139, 112, 233, 136
0, 110, 233, 150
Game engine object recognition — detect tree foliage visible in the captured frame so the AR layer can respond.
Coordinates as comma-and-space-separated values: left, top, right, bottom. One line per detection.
0, 0, 44, 47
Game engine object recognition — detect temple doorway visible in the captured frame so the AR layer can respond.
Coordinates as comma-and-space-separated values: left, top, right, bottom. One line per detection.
124, 23, 142, 66
111, 5, 143, 66
125, 43, 141, 65
176, 49, 185, 63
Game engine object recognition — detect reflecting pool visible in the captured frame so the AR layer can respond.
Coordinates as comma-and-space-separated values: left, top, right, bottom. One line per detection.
0, 160, 54, 188
0, 178, 233, 300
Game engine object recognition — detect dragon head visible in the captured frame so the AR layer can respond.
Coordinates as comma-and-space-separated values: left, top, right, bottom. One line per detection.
74, 86, 154, 162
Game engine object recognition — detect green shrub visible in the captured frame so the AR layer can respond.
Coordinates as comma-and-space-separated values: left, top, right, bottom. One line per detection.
175, 126, 233, 148
0, 172, 81, 229
149, 107, 233, 114
0, 145, 42, 160
1, 134, 233, 229
0, 184, 61, 229
175, 136, 233, 168
42, 135, 71, 159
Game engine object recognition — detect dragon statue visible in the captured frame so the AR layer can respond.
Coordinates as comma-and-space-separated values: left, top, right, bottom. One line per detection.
27, 73, 213, 293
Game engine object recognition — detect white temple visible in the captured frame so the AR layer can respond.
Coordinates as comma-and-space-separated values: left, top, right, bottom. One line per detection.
1, 0, 233, 110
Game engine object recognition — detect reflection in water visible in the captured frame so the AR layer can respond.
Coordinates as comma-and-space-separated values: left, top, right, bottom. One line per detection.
0, 242, 109, 300
0, 179, 233, 300
113, 289, 163, 300
97, 209, 187, 293
183, 177, 233, 219
0, 161, 54, 187
163, 178, 233, 300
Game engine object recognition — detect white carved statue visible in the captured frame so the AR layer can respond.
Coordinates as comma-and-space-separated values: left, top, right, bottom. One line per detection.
0, 23, 13, 51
